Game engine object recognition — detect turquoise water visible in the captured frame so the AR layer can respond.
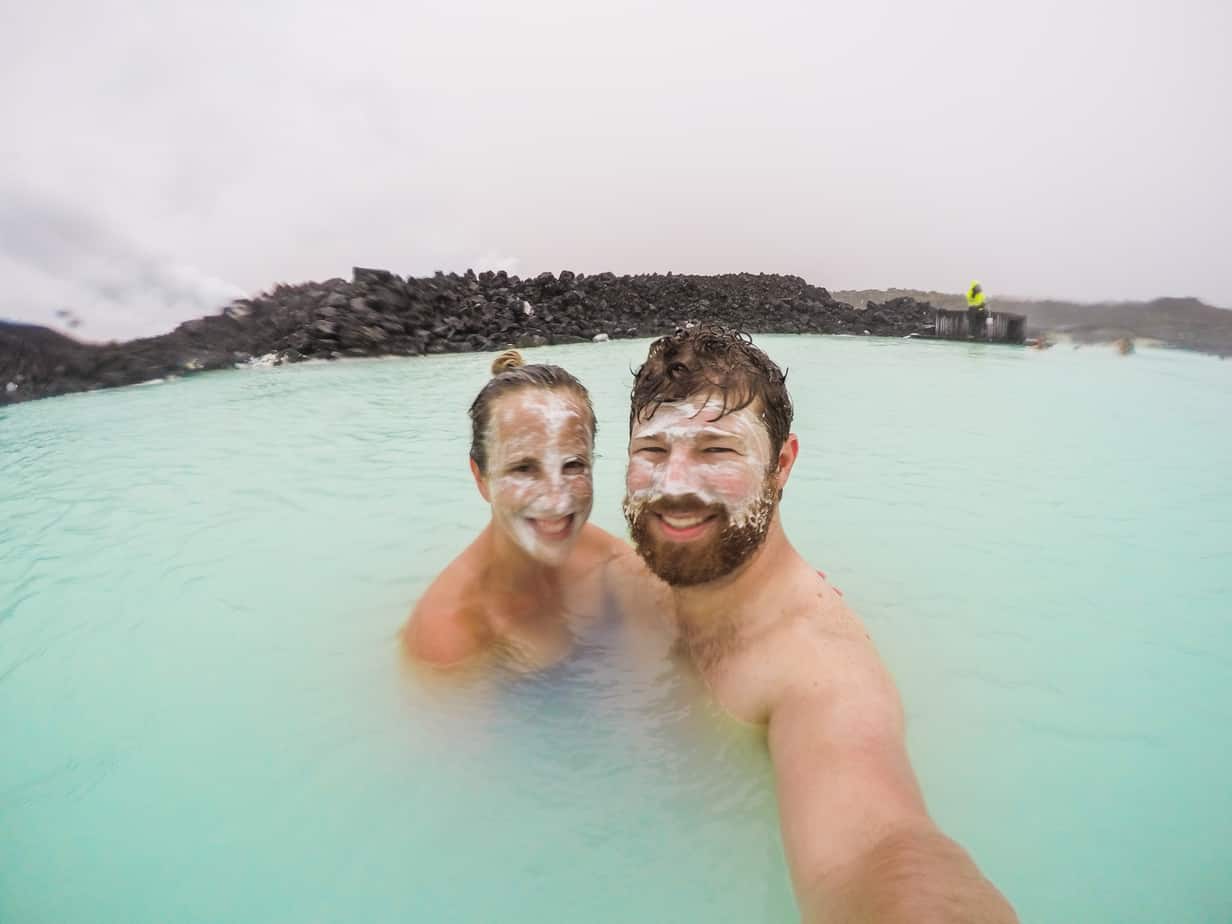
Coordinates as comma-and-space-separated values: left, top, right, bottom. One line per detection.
2, 336, 1230, 923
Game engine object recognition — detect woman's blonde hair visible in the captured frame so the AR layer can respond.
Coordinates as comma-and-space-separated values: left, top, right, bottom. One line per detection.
468, 350, 596, 474
490, 350, 524, 375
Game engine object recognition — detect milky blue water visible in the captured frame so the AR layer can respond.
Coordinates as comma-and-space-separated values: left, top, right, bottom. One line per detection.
2, 336, 1230, 923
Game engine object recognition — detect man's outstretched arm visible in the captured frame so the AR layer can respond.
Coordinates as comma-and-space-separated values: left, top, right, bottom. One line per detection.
767, 657, 1018, 923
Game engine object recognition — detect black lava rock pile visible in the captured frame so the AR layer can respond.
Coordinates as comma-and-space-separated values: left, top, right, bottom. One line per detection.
1, 269, 938, 405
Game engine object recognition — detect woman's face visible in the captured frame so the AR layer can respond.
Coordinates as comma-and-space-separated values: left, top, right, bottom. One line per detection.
481, 388, 594, 566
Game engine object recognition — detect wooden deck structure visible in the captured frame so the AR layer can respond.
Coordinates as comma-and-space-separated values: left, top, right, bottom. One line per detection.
931, 308, 1027, 344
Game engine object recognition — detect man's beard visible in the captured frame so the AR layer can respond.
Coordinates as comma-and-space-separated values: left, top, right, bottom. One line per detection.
623, 476, 778, 587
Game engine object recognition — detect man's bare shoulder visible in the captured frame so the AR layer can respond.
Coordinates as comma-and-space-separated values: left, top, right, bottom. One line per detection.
715, 568, 900, 725
792, 574, 881, 660
778, 572, 896, 695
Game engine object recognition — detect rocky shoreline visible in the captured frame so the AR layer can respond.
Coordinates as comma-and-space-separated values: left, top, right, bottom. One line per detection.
2, 268, 937, 405
5, 268, 1228, 407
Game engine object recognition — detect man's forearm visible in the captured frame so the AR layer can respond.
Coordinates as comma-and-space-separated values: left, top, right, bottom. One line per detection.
801, 827, 1018, 924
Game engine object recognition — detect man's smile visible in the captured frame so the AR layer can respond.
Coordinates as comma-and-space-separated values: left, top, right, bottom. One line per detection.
653, 510, 719, 542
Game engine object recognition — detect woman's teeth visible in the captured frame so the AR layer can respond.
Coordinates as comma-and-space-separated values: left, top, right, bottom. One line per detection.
530, 514, 573, 539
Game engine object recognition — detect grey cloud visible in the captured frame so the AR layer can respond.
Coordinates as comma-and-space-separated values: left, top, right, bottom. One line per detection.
1, 0, 1229, 340
0, 188, 243, 340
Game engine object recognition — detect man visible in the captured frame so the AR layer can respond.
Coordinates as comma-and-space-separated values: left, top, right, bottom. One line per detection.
623, 325, 1017, 923
966, 281, 988, 340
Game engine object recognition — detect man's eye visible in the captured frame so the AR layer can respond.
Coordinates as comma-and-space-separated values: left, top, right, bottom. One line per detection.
637, 446, 667, 455
563, 460, 587, 474
511, 463, 535, 474
703, 447, 736, 454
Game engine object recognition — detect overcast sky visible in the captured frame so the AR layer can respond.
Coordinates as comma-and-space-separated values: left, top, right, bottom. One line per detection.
2, 0, 1229, 340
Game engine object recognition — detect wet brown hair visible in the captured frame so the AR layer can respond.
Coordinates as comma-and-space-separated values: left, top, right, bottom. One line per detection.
469, 350, 597, 474
629, 324, 792, 457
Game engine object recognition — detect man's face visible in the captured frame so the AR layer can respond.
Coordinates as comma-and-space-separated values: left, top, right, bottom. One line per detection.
623, 395, 778, 586
482, 388, 594, 566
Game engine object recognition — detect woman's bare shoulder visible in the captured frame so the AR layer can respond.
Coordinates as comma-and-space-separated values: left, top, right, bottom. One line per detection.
567, 523, 631, 573
402, 542, 493, 667
595, 533, 675, 626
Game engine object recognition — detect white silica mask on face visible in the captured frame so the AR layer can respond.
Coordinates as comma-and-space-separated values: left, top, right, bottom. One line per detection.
486, 389, 594, 566
624, 396, 773, 528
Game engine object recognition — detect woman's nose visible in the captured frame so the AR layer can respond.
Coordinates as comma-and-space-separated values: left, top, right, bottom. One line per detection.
539, 471, 573, 509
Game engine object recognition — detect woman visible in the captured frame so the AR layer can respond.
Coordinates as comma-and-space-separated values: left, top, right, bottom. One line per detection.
404, 351, 665, 670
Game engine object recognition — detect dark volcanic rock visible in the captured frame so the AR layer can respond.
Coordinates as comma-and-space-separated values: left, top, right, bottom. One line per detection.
4, 268, 949, 406
860, 297, 938, 337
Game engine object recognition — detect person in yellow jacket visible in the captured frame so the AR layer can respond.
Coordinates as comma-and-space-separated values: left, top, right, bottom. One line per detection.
966, 281, 988, 339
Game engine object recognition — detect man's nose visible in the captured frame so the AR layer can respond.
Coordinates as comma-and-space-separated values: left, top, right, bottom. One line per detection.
660, 446, 694, 495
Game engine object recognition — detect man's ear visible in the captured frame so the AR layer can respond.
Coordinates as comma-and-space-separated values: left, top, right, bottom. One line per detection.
470, 458, 491, 502
774, 434, 800, 493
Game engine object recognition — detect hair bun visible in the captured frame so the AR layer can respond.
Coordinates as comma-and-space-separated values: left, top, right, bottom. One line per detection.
491, 349, 525, 375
